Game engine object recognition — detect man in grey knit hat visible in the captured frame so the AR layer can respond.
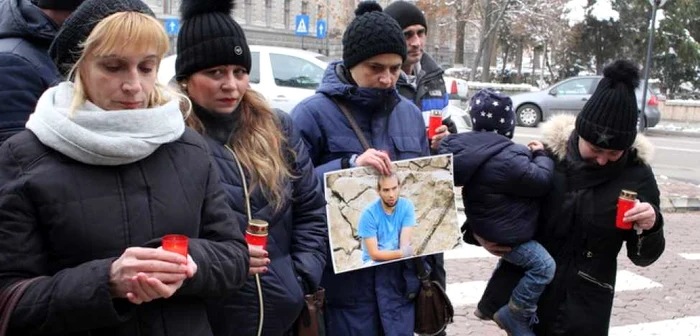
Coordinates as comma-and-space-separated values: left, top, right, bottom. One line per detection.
0, 0, 84, 144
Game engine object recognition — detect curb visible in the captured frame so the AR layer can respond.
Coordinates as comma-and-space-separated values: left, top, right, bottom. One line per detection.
660, 196, 700, 213
645, 128, 700, 139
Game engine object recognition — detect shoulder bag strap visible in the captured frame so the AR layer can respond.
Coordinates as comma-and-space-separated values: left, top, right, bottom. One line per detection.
225, 145, 252, 221
330, 97, 370, 151
0, 277, 45, 336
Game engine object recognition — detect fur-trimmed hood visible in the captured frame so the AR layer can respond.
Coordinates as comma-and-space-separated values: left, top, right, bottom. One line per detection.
541, 115, 654, 164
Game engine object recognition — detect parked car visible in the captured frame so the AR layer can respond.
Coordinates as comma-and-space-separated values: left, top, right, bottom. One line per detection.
444, 76, 469, 102
158, 45, 331, 112
510, 76, 661, 131
159, 45, 468, 113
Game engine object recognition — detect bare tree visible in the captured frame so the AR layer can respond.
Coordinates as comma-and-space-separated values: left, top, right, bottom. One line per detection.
418, 0, 477, 65
469, 0, 512, 81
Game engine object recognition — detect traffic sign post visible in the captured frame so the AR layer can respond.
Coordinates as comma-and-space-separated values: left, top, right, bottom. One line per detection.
295, 14, 309, 50
316, 19, 327, 39
164, 18, 179, 36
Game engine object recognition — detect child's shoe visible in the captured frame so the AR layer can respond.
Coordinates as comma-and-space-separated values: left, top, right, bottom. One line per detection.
492, 301, 537, 336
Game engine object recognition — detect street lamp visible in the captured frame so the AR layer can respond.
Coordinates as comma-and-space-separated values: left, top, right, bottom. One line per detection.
640, 0, 667, 123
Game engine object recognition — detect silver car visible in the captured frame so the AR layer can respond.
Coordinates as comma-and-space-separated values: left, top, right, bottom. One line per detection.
511, 76, 661, 130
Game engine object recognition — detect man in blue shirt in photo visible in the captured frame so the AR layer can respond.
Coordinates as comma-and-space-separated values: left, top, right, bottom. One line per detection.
358, 174, 417, 265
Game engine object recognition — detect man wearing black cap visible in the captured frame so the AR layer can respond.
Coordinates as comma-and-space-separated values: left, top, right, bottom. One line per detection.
474, 59, 665, 336
0, 0, 84, 144
385, 1, 457, 151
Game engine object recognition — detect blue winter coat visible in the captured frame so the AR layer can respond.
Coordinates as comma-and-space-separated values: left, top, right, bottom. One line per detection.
290, 61, 430, 336
439, 132, 554, 245
0, 0, 61, 144
203, 110, 328, 336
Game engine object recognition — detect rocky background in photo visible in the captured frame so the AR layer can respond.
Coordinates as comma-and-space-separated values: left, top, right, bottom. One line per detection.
325, 155, 462, 273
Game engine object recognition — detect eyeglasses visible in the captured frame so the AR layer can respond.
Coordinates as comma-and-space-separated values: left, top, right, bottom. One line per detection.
403, 28, 426, 40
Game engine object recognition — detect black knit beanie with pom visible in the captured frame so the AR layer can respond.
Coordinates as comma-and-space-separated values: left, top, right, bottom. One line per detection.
575, 59, 641, 150
175, 0, 250, 80
342, 2, 407, 70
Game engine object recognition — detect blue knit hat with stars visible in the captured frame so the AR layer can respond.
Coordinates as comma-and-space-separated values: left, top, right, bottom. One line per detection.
468, 88, 515, 138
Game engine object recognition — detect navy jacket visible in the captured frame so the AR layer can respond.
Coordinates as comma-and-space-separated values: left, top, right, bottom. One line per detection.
0, 129, 249, 336
439, 131, 554, 245
204, 111, 327, 336
0, 0, 61, 143
291, 61, 430, 336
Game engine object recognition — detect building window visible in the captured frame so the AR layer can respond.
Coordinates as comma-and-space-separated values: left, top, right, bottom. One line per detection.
302, 1, 309, 15
284, 0, 291, 29
244, 0, 252, 24
317, 4, 323, 19
265, 0, 272, 27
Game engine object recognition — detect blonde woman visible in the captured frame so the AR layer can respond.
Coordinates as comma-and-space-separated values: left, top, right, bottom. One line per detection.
0, 1, 248, 335
174, 1, 327, 335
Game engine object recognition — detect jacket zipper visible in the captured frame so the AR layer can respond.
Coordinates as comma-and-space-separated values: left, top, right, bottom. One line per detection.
577, 271, 614, 293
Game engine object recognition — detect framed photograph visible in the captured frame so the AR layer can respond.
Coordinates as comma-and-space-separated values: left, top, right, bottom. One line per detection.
324, 154, 461, 274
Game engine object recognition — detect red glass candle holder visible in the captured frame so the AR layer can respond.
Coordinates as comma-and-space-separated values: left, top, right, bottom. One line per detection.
615, 190, 637, 230
427, 110, 442, 140
162, 234, 189, 257
246, 219, 269, 249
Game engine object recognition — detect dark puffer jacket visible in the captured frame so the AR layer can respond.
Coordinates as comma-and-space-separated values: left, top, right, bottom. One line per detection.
201, 108, 328, 336
0, 0, 61, 143
0, 129, 249, 336
291, 61, 430, 336
439, 131, 554, 245
477, 115, 665, 336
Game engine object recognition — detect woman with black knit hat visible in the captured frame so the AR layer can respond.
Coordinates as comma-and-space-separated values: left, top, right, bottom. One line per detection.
173, 1, 327, 335
0, 0, 250, 335
290, 2, 435, 336
474, 59, 665, 335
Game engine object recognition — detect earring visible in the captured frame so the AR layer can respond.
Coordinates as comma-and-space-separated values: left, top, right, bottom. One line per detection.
180, 83, 188, 92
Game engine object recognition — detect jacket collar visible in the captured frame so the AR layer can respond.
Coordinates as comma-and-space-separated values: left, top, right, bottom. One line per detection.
0, 0, 57, 43
317, 60, 401, 113
542, 115, 654, 164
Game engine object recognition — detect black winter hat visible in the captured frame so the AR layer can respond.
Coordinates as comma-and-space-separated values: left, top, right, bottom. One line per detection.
48, 0, 154, 76
175, 0, 250, 80
34, 0, 85, 11
384, 1, 428, 32
575, 59, 641, 150
469, 88, 515, 138
342, 2, 407, 70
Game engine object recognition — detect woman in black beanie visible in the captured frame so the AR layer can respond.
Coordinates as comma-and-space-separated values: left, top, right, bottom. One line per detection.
0, 0, 250, 335
474, 59, 665, 336
174, 1, 327, 335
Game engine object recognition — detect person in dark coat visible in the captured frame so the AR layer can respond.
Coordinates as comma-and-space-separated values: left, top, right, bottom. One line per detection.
439, 88, 555, 335
0, 1, 249, 335
173, 1, 328, 335
475, 60, 665, 336
290, 3, 432, 336
385, 1, 458, 145
0, 0, 84, 144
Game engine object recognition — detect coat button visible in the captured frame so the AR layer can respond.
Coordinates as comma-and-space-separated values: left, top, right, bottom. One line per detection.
586, 251, 593, 258
408, 293, 416, 300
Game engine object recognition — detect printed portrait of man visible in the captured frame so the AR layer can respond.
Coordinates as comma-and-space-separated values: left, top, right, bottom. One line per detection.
357, 173, 417, 265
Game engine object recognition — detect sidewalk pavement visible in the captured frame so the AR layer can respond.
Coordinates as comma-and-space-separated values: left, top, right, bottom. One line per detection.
455, 176, 700, 213
647, 121, 700, 138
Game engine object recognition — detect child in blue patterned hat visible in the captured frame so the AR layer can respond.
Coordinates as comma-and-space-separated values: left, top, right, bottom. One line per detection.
438, 88, 556, 336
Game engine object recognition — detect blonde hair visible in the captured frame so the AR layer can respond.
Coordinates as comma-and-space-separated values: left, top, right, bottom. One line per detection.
66, 12, 185, 115
185, 88, 296, 211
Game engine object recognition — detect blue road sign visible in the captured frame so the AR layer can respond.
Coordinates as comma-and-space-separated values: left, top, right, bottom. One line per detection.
316, 19, 327, 39
295, 15, 310, 36
164, 18, 179, 35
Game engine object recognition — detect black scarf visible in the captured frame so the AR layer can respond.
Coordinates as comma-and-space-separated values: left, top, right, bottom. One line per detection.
563, 131, 629, 192
191, 102, 240, 145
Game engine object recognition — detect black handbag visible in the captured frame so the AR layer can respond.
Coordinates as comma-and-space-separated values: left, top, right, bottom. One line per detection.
1, 277, 46, 336
293, 279, 326, 336
413, 259, 454, 335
